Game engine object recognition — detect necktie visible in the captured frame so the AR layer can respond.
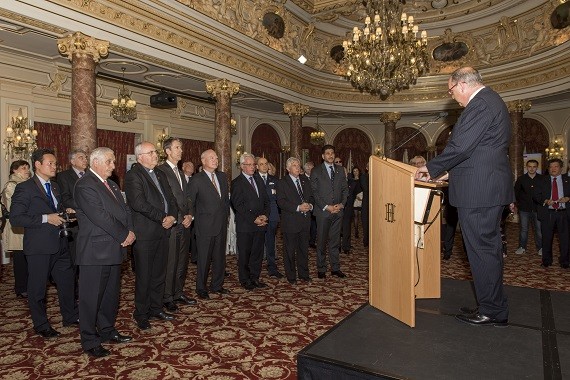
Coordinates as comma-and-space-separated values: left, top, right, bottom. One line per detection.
78, 171, 84, 177
552, 177, 559, 209
262, 175, 267, 185
211, 173, 220, 197
148, 170, 168, 213
104, 180, 117, 200
330, 165, 335, 182
249, 176, 258, 196
173, 166, 183, 190
296, 178, 304, 202
44, 182, 57, 212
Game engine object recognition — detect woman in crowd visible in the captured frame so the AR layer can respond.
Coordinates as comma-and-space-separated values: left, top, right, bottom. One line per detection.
1, 160, 31, 298
351, 166, 363, 239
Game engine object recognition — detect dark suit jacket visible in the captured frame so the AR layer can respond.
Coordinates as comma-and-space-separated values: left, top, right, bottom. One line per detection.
277, 174, 314, 233
426, 87, 514, 208
231, 173, 270, 233
187, 170, 229, 237
258, 173, 280, 222
124, 163, 178, 241
157, 162, 189, 223
56, 168, 80, 209
10, 176, 65, 256
310, 162, 348, 218
74, 170, 132, 265
533, 175, 570, 222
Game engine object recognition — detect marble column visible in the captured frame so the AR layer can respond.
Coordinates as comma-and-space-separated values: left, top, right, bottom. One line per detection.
206, 78, 240, 185
58, 32, 109, 154
283, 103, 309, 160
507, 100, 531, 180
380, 112, 401, 159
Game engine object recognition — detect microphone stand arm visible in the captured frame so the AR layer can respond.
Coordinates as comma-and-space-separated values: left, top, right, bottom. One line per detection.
389, 113, 446, 155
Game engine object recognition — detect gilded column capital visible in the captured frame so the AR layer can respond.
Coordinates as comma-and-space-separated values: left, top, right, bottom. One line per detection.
283, 103, 309, 117
506, 100, 531, 113
206, 79, 240, 99
57, 32, 109, 62
380, 112, 401, 124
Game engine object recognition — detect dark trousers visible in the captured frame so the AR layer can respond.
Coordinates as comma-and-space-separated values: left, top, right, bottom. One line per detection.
132, 236, 168, 322
26, 239, 77, 331
442, 204, 459, 257
79, 264, 121, 350
237, 230, 265, 285
341, 205, 355, 251
12, 250, 28, 295
309, 216, 317, 246
458, 206, 508, 320
163, 224, 190, 302
283, 228, 310, 281
195, 232, 227, 293
316, 212, 343, 273
265, 220, 279, 274
189, 225, 197, 263
541, 209, 569, 266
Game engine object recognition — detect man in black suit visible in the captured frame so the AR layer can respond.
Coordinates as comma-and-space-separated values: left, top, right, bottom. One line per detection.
514, 159, 543, 256
416, 67, 514, 326
303, 161, 317, 248
187, 149, 230, 299
156, 138, 196, 312
360, 162, 370, 248
277, 157, 314, 284
124, 142, 178, 330
310, 144, 348, 279
534, 158, 570, 268
256, 156, 283, 278
10, 148, 78, 338
231, 153, 270, 290
74, 147, 135, 357
56, 148, 87, 266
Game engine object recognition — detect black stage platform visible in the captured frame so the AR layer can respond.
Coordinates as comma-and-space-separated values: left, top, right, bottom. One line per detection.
298, 278, 570, 379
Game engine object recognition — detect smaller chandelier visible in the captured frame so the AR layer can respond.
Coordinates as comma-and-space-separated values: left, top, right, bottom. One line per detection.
230, 116, 237, 135
110, 67, 137, 123
546, 137, 564, 160
310, 114, 325, 146
156, 128, 170, 162
342, 0, 429, 98
3, 108, 38, 161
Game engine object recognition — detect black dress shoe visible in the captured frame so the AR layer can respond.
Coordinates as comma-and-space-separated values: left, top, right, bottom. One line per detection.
317, 272, 326, 279
455, 312, 508, 327
331, 270, 346, 278
16, 292, 28, 299
197, 291, 210, 299
442, 254, 451, 260
164, 301, 178, 312
212, 287, 230, 295
63, 319, 80, 327
459, 306, 479, 314
288, 279, 297, 285
242, 282, 256, 290
309, 243, 317, 249
561, 263, 570, 269
224, 271, 230, 277
175, 294, 197, 305
105, 333, 132, 343
253, 280, 268, 288
85, 345, 111, 358
37, 327, 61, 338
541, 262, 551, 268
343, 249, 350, 254
269, 271, 284, 279
137, 320, 151, 330
151, 312, 175, 321
299, 277, 312, 283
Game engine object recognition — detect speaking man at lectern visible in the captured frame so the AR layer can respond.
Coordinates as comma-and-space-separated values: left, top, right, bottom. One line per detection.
415, 67, 514, 327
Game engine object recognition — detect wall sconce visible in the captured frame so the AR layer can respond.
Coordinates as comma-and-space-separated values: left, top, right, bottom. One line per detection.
282, 142, 290, 153
3, 108, 38, 161
230, 116, 237, 135
374, 144, 383, 157
156, 128, 169, 161
546, 136, 564, 160
236, 141, 244, 165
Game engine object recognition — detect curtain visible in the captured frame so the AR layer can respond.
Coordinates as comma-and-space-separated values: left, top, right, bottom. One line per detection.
251, 124, 281, 173
97, 129, 135, 188
333, 128, 372, 171
34, 122, 71, 173
179, 138, 214, 172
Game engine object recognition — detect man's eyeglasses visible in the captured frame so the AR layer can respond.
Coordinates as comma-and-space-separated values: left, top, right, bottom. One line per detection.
334, 160, 342, 164
447, 82, 459, 95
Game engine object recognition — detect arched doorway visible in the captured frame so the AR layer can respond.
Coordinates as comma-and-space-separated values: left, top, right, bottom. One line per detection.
251, 123, 282, 175
393, 127, 428, 163
301, 126, 324, 167
333, 128, 372, 170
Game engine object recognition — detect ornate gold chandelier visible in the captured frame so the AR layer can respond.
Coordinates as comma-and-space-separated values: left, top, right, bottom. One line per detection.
342, 0, 429, 98
3, 108, 38, 160
110, 67, 137, 123
310, 114, 325, 145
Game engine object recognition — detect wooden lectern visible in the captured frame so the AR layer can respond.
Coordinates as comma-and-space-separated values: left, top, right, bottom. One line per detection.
368, 156, 445, 327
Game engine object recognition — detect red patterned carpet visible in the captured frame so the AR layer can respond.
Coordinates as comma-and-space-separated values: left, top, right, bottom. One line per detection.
0, 222, 569, 379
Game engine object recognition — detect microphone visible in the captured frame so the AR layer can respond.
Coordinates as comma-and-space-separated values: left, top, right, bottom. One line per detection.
389, 112, 449, 154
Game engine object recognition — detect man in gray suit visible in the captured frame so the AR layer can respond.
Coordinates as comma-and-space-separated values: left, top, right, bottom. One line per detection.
416, 67, 514, 327
311, 144, 348, 279
156, 138, 196, 312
